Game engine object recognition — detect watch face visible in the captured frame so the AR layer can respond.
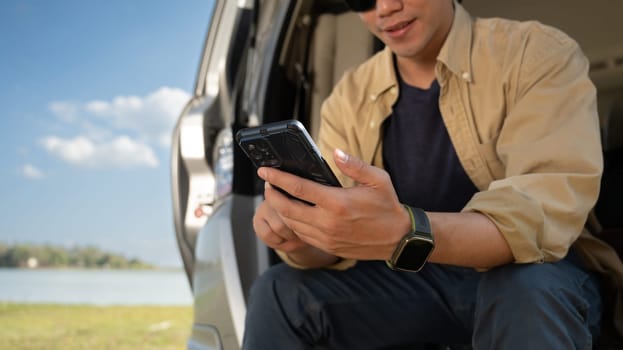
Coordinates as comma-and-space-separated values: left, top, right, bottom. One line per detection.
395, 237, 434, 271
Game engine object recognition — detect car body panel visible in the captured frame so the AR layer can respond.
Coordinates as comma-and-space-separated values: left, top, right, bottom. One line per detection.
191, 196, 240, 349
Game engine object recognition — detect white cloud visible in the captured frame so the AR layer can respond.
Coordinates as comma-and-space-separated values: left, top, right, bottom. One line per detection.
41, 135, 158, 168
83, 100, 109, 114
22, 164, 45, 179
42, 136, 95, 163
42, 86, 190, 169
81, 86, 190, 147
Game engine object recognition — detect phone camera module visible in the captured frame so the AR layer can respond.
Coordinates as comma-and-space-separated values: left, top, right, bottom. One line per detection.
246, 144, 263, 161
257, 140, 270, 152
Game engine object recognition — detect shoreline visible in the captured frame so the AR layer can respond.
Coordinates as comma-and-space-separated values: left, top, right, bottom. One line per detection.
0, 268, 193, 306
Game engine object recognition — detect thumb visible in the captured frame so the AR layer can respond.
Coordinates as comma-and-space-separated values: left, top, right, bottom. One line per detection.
333, 148, 386, 186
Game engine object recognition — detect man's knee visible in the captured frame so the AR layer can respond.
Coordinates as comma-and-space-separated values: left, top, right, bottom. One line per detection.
247, 263, 330, 321
248, 263, 302, 308
476, 262, 594, 323
477, 261, 590, 309
480, 263, 562, 299
474, 261, 598, 349
245, 263, 335, 348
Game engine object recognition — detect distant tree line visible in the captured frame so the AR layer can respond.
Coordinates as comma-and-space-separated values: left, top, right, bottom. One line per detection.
0, 243, 153, 269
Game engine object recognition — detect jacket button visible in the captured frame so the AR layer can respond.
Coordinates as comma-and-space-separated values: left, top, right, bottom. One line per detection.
461, 72, 471, 81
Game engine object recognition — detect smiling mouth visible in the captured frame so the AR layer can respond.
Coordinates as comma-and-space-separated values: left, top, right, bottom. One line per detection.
384, 19, 415, 33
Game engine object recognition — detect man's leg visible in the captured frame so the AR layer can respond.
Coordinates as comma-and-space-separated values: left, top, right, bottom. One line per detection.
473, 255, 602, 350
243, 261, 479, 350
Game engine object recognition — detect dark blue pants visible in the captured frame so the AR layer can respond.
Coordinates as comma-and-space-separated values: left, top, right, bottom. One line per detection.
243, 255, 601, 349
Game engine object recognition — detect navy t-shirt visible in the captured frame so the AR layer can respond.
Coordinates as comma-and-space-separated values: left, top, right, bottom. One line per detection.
382, 78, 478, 212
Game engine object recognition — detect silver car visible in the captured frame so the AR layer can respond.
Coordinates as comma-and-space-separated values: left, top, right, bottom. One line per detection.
171, 0, 623, 349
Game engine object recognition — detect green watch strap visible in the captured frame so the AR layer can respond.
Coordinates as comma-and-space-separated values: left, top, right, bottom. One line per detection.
403, 205, 432, 235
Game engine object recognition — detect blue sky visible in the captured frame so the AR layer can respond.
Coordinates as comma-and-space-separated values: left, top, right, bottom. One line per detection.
0, 0, 215, 267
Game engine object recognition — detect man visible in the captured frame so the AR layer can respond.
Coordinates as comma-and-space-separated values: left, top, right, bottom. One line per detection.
243, 0, 604, 348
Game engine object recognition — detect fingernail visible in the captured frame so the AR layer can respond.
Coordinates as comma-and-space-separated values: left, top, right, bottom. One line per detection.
335, 148, 348, 163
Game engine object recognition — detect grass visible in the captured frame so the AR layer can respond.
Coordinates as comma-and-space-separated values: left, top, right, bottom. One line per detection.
0, 303, 193, 350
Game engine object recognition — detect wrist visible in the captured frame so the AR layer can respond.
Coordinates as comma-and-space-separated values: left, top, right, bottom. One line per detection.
386, 205, 414, 260
386, 205, 435, 272
285, 246, 340, 268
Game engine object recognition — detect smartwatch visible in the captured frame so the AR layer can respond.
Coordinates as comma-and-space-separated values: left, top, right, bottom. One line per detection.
386, 205, 435, 272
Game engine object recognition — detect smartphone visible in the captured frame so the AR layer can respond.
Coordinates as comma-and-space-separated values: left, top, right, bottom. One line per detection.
235, 119, 341, 192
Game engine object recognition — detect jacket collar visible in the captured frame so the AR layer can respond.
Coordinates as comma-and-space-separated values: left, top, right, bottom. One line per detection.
369, 1, 474, 98
437, 2, 474, 83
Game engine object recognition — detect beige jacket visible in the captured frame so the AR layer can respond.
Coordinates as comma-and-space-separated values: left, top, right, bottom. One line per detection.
279, 3, 623, 341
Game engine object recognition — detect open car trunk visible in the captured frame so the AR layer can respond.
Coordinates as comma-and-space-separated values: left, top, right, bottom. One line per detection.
171, 1, 623, 349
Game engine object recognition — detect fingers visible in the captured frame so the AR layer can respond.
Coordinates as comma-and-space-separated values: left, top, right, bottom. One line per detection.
262, 181, 326, 227
333, 148, 390, 188
253, 215, 285, 246
262, 184, 339, 250
257, 167, 335, 207
252, 201, 304, 251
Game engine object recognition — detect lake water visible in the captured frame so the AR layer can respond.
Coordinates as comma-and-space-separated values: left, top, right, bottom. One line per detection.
0, 268, 193, 305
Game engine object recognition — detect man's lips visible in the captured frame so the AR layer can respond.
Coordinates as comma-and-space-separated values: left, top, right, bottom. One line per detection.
382, 19, 415, 38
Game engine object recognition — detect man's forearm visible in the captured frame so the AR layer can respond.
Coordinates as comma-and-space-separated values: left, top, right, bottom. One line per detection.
427, 211, 514, 269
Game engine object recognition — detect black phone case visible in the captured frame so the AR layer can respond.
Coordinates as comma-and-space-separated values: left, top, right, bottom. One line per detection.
235, 120, 341, 188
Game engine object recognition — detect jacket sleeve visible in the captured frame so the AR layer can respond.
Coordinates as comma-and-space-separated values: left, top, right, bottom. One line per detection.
463, 27, 603, 264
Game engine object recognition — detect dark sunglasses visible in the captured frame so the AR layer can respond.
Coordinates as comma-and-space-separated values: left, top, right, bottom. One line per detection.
345, 0, 463, 12
344, 0, 376, 12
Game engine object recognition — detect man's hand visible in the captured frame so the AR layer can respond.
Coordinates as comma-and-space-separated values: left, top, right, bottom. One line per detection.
258, 149, 411, 261
253, 200, 305, 251
253, 198, 342, 268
